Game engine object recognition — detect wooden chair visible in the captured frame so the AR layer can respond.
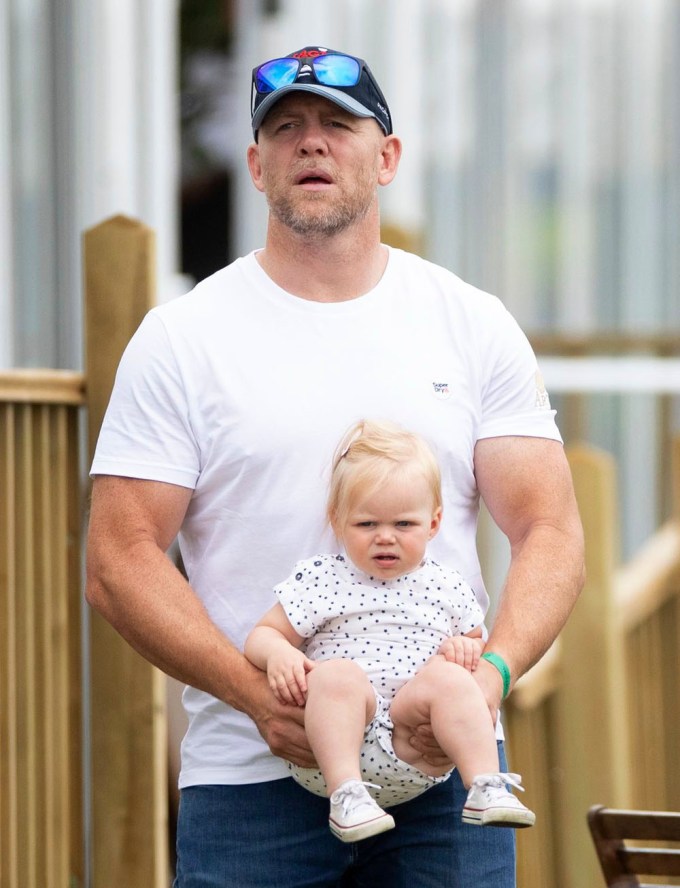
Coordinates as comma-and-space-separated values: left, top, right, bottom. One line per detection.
588, 805, 680, 886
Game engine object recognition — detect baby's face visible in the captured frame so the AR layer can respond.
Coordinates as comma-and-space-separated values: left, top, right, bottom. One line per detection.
337, 475, 442, 580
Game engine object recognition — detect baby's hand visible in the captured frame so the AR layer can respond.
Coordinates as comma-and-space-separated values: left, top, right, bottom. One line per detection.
438, 635, 485, 672
267, 648, 315, 706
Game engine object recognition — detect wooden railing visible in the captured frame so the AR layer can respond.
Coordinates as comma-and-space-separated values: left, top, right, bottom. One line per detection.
506, 439, 680, 888
0, 370, 85, 888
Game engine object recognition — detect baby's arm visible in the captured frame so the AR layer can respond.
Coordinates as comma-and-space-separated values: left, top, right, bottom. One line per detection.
437, 625, 485, 673
244, 603, 315, 706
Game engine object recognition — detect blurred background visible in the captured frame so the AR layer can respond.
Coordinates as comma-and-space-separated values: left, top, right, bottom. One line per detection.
1, 1, 679, 885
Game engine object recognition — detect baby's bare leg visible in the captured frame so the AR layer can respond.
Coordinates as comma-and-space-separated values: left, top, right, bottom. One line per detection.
304, 659, 376, 794
390, 656, 498, 786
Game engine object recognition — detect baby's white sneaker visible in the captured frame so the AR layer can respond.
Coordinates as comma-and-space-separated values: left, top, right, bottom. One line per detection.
462, 772, 536, 828
329, 780, 395, 842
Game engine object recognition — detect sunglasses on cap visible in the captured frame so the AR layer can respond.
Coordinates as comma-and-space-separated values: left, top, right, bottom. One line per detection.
254, 52, 365, 94
250, 49, 392, 137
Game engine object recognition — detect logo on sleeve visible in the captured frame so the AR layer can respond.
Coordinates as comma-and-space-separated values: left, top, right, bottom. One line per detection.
535, 370, 551, 409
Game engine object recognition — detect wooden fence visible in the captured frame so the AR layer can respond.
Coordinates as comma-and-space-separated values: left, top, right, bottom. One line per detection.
0, 370, 85, 888
1, 213, 679, 887
0, 216, 167, 888
506, 439, 680, 887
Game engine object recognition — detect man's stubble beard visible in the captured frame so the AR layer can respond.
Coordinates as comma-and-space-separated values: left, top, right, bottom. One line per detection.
268, 192, 372, 237
265, 170, 377, 238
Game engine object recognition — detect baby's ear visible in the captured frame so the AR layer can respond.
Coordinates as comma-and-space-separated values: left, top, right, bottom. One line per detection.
329, 511, 341, 540
429, 506, 443, 539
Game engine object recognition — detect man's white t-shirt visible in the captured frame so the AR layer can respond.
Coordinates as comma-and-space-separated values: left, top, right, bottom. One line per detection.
90, 247, 562, 789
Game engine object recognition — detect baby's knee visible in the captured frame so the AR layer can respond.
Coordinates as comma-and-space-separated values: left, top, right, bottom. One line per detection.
307, 658, 369, 695
421, 656, 473, 693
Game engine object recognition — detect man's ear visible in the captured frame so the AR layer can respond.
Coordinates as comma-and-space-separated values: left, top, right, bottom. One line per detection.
246, 143, 266, 193
378, 134, 402, 187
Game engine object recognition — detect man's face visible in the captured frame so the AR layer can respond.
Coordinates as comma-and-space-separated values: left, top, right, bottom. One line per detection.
248, 94, 389, 238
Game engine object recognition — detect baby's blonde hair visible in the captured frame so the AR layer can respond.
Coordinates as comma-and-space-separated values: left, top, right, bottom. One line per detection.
328, 419, 442, 532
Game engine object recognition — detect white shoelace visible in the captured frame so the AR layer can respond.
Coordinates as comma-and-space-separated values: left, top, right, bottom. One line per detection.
472, 772, 525, 793
332, 781, 382, 817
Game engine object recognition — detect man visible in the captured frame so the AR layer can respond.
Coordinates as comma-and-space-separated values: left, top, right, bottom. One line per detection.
86, 45, 585, 887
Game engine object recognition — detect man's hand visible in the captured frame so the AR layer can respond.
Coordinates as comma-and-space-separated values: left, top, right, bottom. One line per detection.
407, 721, 453, 769
244, 667, 317, 768
409, 651, 504, 765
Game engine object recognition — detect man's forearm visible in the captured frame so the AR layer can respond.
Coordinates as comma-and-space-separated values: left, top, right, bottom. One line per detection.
86, 538, 263, 714
484, 521, 585, 687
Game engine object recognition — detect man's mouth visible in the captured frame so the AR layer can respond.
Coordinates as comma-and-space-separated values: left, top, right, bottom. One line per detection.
296, 170, 333, 186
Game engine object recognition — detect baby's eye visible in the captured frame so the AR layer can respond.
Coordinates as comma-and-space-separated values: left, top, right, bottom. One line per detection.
395, 521, 414, 528
356, 521, 376, 528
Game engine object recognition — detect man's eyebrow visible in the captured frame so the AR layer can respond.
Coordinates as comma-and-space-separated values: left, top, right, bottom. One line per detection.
266, 102, 357, 125
263, 106, 298, 125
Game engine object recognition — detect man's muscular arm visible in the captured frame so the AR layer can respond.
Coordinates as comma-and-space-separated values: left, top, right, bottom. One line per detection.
85, 475, 315, 767
473, 436, 586, 722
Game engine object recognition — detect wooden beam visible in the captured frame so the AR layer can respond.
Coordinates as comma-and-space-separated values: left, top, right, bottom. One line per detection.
615, 522, 680, 633
0, 371, 85, 405
529, 332, 680, 355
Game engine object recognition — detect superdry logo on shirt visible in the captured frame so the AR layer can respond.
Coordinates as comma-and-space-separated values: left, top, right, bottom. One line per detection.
432, 382, 451, 400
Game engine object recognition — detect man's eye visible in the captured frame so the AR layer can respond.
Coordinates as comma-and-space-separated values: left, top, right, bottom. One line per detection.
271, 119, 296, 132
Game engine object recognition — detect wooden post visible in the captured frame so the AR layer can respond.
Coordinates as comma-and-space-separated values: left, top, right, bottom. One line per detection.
83, 216, 168, 888
558, 444, 631, 888
380, 222, 424, 256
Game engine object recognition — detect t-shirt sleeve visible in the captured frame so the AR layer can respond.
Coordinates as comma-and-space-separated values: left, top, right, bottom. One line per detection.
477, 300, 562, 443
274, 559, 325, 639
90, 311, 200, 487
447, 568, 486, 635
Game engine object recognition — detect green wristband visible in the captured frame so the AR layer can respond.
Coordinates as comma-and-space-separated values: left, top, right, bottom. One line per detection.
481, 652, 511, 700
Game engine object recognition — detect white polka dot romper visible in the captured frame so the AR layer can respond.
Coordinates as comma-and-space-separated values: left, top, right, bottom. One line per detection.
275, 553, 485, 808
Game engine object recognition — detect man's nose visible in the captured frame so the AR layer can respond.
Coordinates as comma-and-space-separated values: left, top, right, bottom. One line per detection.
297, 124, 329, 155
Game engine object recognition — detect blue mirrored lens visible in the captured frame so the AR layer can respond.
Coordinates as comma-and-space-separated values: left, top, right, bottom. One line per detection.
313, 55, 360, 87
256, 58, 299, 93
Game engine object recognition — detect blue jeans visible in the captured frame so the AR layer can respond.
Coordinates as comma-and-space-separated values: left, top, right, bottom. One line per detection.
174, 741, 515, 888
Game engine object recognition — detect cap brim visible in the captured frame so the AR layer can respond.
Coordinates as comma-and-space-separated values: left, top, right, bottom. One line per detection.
252, 83, 377, 136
